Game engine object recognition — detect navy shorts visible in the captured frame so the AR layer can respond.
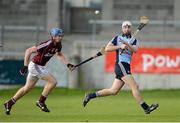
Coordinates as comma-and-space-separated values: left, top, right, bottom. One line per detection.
115, 62, 131, 80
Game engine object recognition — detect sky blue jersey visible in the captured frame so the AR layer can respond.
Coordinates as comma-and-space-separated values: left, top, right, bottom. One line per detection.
111, 34, 139, 64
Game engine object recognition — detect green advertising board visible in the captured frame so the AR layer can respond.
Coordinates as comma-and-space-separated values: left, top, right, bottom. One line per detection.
0, 60, 26, 85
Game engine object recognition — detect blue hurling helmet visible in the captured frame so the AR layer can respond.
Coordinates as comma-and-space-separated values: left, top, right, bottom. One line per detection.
50, 28, 63, 37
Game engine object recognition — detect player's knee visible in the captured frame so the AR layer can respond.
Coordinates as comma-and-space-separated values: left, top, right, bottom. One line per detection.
130, 82, 139, 90
110, 89, 119, 95
54, 81, 57, 86
50, 79, 57, 86
133, 84, 139, 90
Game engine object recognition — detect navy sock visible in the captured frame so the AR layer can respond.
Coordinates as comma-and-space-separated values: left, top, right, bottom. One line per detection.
89, 93, 97, 99
141, 102, 149, 110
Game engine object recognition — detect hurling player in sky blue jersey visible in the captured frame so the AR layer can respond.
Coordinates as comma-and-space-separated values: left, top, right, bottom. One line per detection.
83, 21, 159, 114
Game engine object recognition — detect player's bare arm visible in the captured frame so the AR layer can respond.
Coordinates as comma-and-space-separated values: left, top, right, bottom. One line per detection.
19, 46, 37, 76
24, 46, 37, 66
57, 52, 69, 65
57, 52, 75, 71
105, 42, 127, 52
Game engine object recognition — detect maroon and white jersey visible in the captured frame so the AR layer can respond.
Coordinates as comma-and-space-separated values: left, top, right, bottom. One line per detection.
32, 39, 62, 66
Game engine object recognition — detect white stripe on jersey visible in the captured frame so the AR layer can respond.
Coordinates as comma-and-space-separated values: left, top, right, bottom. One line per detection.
37, 40, 52, 50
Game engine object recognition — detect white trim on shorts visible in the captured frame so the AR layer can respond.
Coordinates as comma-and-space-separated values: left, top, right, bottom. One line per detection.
118, 62, 127, 76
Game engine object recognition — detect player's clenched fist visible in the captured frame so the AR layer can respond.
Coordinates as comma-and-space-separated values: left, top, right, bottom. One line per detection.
67, 63, 75, 71
19, 66, 28, 76
121, 44, 128, 50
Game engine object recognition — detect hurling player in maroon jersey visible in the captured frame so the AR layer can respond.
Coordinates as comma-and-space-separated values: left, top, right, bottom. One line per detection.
4, 28, 75, 115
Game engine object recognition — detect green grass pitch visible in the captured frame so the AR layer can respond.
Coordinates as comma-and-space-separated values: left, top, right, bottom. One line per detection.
0, 87, 180, 122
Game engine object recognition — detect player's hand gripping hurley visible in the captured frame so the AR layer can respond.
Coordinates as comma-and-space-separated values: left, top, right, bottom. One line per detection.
120, 16, 149, 54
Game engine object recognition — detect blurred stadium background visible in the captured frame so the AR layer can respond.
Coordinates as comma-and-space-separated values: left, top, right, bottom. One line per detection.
0, 0, 180, 122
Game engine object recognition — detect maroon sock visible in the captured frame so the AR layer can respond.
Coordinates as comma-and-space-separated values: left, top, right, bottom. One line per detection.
39, 95, 47, 103
7, 98, 16, 106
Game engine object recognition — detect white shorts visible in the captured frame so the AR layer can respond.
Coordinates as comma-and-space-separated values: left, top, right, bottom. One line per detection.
28, 61, 49, 79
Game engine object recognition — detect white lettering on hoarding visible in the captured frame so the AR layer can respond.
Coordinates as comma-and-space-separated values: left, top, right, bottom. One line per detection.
155, 55, 166, 68
166, 56, 179, 68
142, 54, 154, 71
142, 54, 180, 72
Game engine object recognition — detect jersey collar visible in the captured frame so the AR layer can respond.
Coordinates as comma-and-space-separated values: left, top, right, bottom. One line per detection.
122, 33, 131, 38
